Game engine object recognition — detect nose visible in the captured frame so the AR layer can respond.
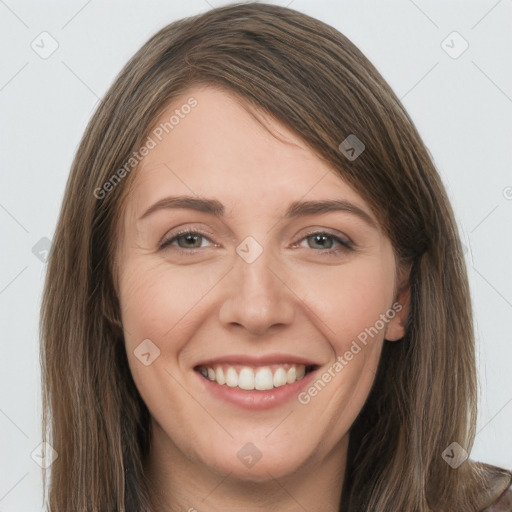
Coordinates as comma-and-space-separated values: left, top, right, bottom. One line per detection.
218, 245, 296, 337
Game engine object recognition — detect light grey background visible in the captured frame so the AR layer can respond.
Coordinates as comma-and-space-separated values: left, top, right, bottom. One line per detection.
1, 0, 511, 509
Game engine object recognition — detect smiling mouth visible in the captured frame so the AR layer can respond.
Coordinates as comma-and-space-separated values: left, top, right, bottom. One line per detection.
194, 363, 318, 391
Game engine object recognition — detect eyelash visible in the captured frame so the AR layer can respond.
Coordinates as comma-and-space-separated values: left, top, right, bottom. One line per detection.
293, 229, 354, 254
159, 228, 354, 256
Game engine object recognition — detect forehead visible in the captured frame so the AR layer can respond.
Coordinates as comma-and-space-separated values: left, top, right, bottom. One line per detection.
125, 84, 371, 220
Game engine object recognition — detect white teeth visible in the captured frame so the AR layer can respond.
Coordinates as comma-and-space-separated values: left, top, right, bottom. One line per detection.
255, 367, 273, 390
215, 366, 225, 385
198, 364, 309, 390
273, 367, 287, 388
238, 367, 255, 390
225, 367, 238, 387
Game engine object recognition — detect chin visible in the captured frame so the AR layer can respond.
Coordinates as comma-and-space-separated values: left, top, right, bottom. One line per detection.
199, 439, 310, 483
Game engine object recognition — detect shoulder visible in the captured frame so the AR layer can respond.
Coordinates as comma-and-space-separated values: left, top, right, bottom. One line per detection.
477, 462, 512, 512
484, 485, 512, 511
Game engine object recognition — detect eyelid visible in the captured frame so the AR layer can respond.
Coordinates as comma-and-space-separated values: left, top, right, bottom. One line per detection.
296, 227, 353, 245
158, 228, 356, 257
158, 226, 354, 259
291, 228, 354, 254
159, 226, 216, 250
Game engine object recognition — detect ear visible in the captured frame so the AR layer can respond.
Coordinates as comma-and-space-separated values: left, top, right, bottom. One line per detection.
384, 262, 411, 342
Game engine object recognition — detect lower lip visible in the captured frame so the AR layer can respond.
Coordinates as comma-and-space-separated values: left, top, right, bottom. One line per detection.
195, 368, 319, 410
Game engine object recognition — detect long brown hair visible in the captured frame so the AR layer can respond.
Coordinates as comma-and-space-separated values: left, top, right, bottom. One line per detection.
40, 2, 511, 510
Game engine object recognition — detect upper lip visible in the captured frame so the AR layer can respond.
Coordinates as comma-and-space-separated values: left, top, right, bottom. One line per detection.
194, 354, 321, 368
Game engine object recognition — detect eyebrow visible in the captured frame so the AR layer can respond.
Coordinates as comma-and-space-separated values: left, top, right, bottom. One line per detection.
138, 195, 377, 228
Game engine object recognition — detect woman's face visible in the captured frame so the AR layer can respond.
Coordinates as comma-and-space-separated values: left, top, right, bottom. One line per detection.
116, 84, 408, 483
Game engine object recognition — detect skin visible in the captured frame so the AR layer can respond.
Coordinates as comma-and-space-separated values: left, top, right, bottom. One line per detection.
115, 84, 409, 512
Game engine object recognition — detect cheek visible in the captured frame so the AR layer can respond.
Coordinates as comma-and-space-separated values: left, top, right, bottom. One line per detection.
117, 259, 209, 417
297, 255, 395, 348
292, 259, 394, 435
118, 257, 218, 346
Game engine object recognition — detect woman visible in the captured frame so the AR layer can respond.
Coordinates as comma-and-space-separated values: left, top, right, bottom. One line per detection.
39, 3, 511, 511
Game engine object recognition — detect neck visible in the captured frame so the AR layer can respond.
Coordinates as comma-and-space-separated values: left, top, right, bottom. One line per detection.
145, 422, 349, 512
